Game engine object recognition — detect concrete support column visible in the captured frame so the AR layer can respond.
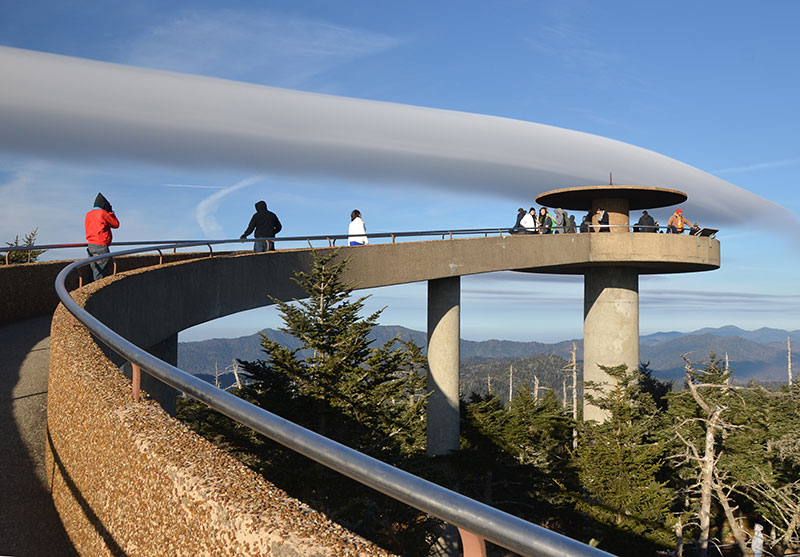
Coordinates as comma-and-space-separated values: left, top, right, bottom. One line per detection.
122, 333, 178, 416
592, 198, 630, 232
426, 276, 461, 456
583, 267, 639, 422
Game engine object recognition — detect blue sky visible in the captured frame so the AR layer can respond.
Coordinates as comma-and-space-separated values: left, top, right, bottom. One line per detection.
1, 1, 798, 343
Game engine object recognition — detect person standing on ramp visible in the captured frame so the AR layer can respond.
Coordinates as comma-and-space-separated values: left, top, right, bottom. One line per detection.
241, 200, 282, 252
84, 192, 119, 281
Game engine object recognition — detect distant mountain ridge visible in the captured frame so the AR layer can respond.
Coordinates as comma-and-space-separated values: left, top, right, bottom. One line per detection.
178, 325, 798, 384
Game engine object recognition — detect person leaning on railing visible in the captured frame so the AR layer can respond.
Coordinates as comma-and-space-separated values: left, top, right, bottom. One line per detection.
240, 200, 282, 252
666, 208, 691, 234
84, 192, 119, 282
633, 210, 657, 232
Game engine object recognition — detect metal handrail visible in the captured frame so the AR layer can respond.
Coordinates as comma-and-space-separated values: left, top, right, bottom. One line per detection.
53, 238, 611, 557
3, 223, 716, 263
4, 229, 506, 264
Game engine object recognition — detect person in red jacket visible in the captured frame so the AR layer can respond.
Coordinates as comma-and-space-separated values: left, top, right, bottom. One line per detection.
84, 192, 120, 281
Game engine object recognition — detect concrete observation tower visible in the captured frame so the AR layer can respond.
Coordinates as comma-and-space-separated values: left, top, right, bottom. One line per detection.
535, 184, 719, 421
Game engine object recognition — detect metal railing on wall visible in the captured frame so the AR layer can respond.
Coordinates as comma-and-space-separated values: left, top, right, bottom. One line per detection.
52, 236, 612, 557
4, 228, 511, 265
2, 223, 718, 265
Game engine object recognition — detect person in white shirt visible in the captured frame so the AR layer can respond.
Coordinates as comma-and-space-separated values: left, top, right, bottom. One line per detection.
348, 209, 369, 245
751, 523, 764, 557
519, 207, 537, 233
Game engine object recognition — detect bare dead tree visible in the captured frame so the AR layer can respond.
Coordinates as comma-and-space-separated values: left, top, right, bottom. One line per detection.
231, 359, 243, 390
671, 356, 751, 557
508, 364, 513, 403
571, 342, 578, 449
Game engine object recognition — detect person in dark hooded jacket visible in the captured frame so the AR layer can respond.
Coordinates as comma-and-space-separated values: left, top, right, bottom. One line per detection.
633, 210, 657, 233
84, 192, 119, 281
241, 200, 282, 252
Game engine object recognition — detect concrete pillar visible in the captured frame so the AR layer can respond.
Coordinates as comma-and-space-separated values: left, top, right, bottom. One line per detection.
592, 198, 630, 232
426, 276, 461, 455
583, 267, 639, 422
121, 333, 178, 416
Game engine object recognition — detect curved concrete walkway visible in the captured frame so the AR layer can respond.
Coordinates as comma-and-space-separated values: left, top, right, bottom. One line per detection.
0, 315, 73, 556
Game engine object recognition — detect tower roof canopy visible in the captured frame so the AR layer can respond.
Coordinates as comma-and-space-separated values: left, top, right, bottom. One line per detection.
536, 185, 687, 211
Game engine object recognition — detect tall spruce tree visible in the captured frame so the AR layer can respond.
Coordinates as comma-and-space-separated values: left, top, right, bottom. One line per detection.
574, 364, 675, 554
454, 388, 578, 534
179, 248, 431, 554
237, 248, 428, 458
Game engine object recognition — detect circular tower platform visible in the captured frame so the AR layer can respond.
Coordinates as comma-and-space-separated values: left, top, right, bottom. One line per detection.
536, 185, 687, 233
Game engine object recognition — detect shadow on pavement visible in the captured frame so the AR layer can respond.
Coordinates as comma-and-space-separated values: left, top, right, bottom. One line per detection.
0, 315, 74, 556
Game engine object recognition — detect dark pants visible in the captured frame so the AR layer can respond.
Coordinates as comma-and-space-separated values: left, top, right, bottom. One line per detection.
87, 244, 112, 281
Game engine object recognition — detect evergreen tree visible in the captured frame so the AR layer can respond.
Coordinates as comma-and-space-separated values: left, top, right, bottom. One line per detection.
574, 364, 675, 554
638, 360, 672, 411
238, 248, 428, 458
505, 386, 574, 474
3, 228, 46, 264
453, 388, 579, 537
179, 248, 431, 554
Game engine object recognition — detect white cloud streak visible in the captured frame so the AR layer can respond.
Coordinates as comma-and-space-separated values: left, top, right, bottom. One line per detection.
0, 46, 795, 230
164, 183, 224, 189
195, 175, 262, 237
123, 10, 402, 88
713, 158, 800, 175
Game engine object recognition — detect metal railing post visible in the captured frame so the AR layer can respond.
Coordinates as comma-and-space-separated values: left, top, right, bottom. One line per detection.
459, 528, 487, 557
131, 362, 141, 402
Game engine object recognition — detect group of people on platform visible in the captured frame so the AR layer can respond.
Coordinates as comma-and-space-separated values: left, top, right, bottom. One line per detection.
510, 206, 698, 235
633, 208, 698, 234
511, 206, 605, 234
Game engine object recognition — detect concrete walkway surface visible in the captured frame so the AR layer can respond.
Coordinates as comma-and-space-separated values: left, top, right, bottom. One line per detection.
0, 315, 74, 556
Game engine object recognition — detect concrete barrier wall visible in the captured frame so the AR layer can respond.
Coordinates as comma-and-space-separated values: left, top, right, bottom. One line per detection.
46, 282, 390, 556
0, 253, 209, 326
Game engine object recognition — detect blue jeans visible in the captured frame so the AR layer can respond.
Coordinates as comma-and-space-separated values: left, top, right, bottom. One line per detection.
253, 239, 274, 253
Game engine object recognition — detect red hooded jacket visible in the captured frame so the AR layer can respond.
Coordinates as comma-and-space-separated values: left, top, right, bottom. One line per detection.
85, 208, 119, 245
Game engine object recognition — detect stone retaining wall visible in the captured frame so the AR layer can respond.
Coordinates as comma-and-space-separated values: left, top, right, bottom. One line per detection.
0, 253, 206, 325
45, 268, 390, 556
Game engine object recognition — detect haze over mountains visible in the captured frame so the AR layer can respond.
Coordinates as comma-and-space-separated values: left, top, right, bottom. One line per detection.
178, 325, 797, 385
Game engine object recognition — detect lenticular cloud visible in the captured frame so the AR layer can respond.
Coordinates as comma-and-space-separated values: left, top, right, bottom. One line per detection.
0, 46, 788, 225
